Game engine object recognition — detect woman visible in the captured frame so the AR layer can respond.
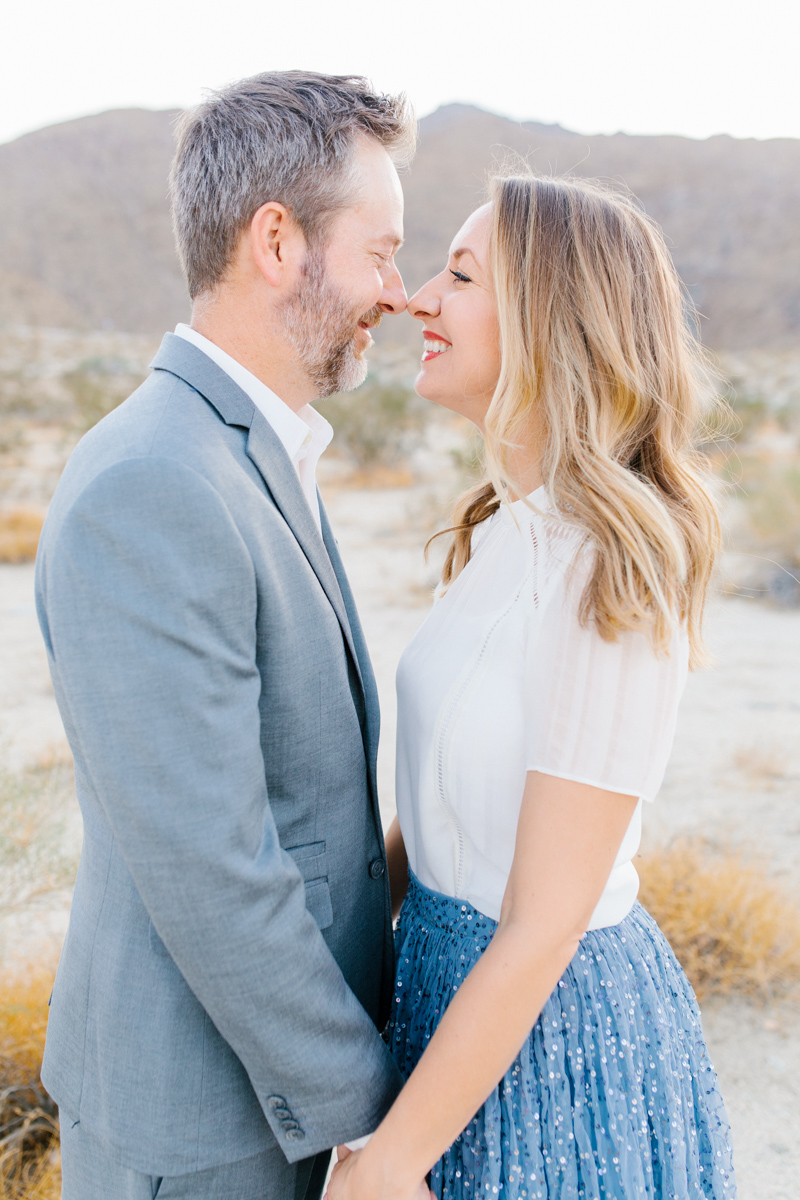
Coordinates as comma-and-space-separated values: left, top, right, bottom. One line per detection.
329, 175, 736, 1200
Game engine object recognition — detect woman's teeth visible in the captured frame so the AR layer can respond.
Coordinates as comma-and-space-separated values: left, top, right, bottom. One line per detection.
423, 338, 450, 357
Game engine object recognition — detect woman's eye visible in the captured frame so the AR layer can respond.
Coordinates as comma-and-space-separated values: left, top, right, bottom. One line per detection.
450, 268, 472, 284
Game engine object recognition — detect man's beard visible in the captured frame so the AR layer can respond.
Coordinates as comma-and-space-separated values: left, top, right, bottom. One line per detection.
280, 250, 382, 398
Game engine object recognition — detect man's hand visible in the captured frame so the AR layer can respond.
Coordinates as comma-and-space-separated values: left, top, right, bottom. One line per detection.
326, 1146, 434, 1200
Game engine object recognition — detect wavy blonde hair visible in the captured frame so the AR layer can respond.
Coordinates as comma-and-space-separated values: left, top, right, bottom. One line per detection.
437, 175, 722, 667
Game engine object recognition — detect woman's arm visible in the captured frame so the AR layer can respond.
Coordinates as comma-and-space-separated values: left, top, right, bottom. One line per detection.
329, 772, 638, 1200
384, 815, 409, 921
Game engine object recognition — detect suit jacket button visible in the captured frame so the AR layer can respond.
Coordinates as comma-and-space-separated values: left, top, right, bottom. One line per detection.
281, 1119, 300, 1131
286, 1129, 306, 1141
369, 858, 386, 879
267, 1096, 288, 1111
273, 1107, 292, 1120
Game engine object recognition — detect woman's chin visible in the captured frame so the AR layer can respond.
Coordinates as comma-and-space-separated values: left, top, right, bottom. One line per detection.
414, 372, 483, 424
414, 367, 453, 410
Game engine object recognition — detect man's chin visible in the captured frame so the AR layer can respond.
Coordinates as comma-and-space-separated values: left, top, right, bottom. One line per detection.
314, 356, 367, 399
336, 345, 370, 393
330, 366, 368, 397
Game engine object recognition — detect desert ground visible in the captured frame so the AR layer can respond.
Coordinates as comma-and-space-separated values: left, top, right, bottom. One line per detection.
2, 476, 799, 1200
1, 346, 799, 1198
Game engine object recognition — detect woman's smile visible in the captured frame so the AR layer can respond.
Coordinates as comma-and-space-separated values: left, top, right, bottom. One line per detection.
421, 332, 452, 362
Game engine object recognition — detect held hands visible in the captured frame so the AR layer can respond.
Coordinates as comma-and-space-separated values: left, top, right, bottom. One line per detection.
326, 1145, 435, 1200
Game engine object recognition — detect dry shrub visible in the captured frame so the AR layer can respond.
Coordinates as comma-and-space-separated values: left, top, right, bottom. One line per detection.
0, 511, 44, 565
733, 744, 787, 787
0, 763, 77, 921
341, 466, 414, 489
323, 380, 426, 470
0, 972, 60, 1199
638, 840, 800, 1002
29, 746, 72, 775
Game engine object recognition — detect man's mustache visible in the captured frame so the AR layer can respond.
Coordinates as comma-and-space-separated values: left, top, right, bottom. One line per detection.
359, 305, 383, 331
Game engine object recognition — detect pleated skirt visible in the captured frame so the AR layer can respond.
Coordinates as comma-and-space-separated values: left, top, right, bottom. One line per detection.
386, 872, 736, 1199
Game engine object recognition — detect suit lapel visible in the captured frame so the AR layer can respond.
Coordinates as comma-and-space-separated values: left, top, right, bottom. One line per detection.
243, 414, 363, 689
319, 500, 380, 769
151, 333, 365, 703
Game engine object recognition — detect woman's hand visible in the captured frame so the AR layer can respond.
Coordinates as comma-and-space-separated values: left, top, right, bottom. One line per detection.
326, 1145, 434, 1200
340, 774, 639, 1183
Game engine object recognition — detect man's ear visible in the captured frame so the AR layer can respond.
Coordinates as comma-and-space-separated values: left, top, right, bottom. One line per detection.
250, 202, 304, 287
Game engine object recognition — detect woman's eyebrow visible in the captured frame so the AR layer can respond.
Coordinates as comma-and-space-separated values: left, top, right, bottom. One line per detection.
450, 247, 482, 270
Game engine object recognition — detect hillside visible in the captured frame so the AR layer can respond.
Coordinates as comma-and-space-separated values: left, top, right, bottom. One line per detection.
0, 109, 187, 332
403, 105, 800, 351
1, 103, 799, 349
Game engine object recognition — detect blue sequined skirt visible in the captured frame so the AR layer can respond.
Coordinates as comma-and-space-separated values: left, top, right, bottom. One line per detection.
387, 873, 736, 1199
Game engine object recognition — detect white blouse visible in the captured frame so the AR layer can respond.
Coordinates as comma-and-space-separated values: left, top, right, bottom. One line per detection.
395, 487, 689, 931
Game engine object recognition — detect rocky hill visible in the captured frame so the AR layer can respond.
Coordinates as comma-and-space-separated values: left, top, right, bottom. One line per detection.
1, 103, 799, 349
0, 109, 186, 333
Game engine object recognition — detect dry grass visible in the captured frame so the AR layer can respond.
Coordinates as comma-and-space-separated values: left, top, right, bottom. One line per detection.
0, 511, 44, 565
0, 756, 75, 1200
733, 744, 788, 787
638, 840, 800, 1002
341, 466, 415, 489
30, 745, 72, 775
0, 972, 60, 1200
0, 762, 77, 923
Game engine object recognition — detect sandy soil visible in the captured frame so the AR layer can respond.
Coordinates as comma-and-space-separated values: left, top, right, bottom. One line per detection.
1, 468, 799, 1198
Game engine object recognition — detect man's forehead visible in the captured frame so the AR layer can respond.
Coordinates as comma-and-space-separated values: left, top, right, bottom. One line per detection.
352, 200, 404, 250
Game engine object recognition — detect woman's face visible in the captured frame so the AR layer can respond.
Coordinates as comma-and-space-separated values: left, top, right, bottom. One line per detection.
408, 205, 501, 427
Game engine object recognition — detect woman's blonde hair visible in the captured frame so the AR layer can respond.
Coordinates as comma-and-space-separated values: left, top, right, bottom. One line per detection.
437, 174, 722, 667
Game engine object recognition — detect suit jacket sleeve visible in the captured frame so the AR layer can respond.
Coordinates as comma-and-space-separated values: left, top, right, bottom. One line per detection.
41, 454, 402, 1161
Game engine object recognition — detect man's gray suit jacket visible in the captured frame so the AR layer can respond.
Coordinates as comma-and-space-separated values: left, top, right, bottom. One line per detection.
35, 333, 403, 1176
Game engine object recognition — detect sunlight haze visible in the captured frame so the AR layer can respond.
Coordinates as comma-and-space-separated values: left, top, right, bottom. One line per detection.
3, 0, 799, 146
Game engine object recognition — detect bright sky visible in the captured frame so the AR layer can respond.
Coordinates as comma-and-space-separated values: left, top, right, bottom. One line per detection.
3, 0, 799, 147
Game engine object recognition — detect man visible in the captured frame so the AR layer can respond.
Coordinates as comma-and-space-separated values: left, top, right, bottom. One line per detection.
36, 72, 418, 1199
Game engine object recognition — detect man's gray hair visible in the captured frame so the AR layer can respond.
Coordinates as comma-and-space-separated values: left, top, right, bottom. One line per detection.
170, 71, 415, 299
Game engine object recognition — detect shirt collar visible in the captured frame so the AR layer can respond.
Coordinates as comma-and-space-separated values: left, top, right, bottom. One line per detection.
174, 324, 331, 466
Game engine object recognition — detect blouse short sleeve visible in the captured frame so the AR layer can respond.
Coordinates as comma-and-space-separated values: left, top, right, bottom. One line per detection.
525, 539, 689, 802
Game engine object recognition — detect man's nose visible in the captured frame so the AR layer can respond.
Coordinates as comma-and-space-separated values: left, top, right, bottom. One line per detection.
379, 263, 408, 315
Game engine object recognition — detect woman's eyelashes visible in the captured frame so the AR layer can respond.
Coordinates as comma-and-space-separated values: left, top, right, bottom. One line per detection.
450, 268, 472, 284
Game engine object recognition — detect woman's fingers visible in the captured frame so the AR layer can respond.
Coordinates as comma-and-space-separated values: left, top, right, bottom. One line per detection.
327, 1148, 432, 1200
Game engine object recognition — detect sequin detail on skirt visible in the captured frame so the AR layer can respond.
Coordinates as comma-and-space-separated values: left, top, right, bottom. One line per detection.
387, 873, 736, 1199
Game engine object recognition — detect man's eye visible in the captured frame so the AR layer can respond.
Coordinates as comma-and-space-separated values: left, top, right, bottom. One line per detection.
450, 269, 472, 284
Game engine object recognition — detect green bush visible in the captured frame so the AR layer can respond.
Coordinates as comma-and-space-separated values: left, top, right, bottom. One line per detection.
726, 454, 800, 564
321, 378, 426, 470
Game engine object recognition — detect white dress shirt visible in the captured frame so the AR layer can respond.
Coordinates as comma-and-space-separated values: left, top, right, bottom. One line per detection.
174, 324, 333, 533
395, 487, 689, 931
